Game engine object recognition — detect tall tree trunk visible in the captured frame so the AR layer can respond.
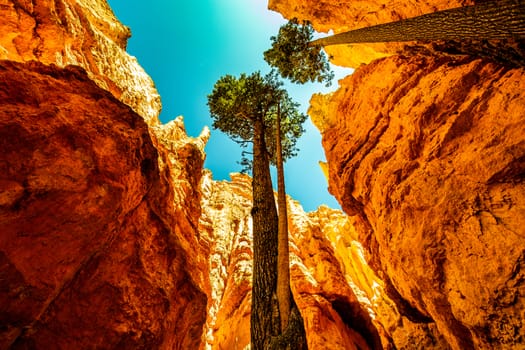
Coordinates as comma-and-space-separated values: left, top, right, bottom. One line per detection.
310, 0, 525, 46
269, 105, 308, 350
275, 103, 291, 332
251, 116, 280, 350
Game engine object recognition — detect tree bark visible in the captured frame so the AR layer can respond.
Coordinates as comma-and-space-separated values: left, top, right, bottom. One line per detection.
250, 116, 280, 350
310, 0, 525, 46
275, 103, 291, 332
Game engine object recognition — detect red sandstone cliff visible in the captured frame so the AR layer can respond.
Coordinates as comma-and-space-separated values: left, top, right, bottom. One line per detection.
0, 1, 211, 348
270, 0, 525, 348
0, 60, 208, 349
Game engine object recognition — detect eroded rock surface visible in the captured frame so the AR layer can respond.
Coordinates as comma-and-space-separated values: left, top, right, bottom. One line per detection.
0, 60, 206, 349
0, 0, 161, 123
199, 173, 386, 350
3, 0, 523, 348
311, 53, 525, 349
269, 0, 525, 348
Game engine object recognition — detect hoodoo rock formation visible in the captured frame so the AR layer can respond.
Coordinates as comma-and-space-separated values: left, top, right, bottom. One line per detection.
2, 0, 524, 349
199, 173, 385, 350
271, 0, 525, 349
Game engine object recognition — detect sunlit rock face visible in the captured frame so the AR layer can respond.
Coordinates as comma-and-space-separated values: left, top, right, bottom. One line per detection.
268, 0, 473, 67
199, 173, 388, 350
0, 60, 207, 349
274, 0, 525, 348
199, 172, 253, 350
0, 0, 161, 124
311, 54, 525, 348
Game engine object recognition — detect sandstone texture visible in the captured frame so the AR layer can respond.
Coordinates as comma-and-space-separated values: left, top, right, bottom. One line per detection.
0, 60, 208, 349
199, 173, 389, 350
274, 0, 525, 348
0, 0, 216, 347
3, 0, 524, 348
0, 0, 161, 123
312, 54, 525, 349
199, 172, 253, 350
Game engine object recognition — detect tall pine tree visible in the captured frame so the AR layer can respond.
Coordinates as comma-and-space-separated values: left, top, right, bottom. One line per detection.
208, 71, 307, 349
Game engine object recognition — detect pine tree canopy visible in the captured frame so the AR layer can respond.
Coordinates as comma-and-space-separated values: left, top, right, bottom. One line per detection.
264, 18, 334, 86
207, 71, 307, 171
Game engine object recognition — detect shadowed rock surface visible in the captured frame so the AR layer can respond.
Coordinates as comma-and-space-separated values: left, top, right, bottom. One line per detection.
0, 60, 207, 349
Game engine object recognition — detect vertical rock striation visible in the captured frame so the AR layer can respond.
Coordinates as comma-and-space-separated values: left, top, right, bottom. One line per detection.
200, 173, 388, 350
199, 172, 254, 349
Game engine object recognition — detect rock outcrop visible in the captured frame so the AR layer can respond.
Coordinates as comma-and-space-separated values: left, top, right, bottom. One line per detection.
0, 0, 219, 347
0, 60, 208, 349
312, 53, 525, 349
199, 173, 386, 350
0, 0, 161, 124
270, 0, 525, 348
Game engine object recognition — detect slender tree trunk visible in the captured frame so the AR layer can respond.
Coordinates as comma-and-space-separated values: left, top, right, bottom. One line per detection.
269, 105, 308, 350
310, 0, 525, 46
251, 116, 280, 350
275, 103, 291, 332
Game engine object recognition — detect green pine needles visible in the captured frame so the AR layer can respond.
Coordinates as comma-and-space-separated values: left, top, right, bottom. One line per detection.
207, 71, 307, 173
264, 18, 334, 86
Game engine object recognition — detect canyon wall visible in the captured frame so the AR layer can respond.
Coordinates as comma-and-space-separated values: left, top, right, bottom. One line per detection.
270, 0, 525, 349
311, 54, 525, 349
1, 0, 385, 348
0, 1, 211, 348
0, 60, 208, 349
199, 173, 387, 350
0, 0, 160, 124
2, 0, 524, 349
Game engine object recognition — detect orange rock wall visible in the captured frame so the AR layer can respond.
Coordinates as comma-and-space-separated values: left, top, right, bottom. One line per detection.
0, 1, 217, 347
272, 0, 525, 348
199, 173, 385, 350
313, 54, 525, 349
0, 60, 207, 349
4, 0, 523, 349
0, 0, 161, 124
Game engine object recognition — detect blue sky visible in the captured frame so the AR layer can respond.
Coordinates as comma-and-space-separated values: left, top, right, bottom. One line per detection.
107, 0, 351, 211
